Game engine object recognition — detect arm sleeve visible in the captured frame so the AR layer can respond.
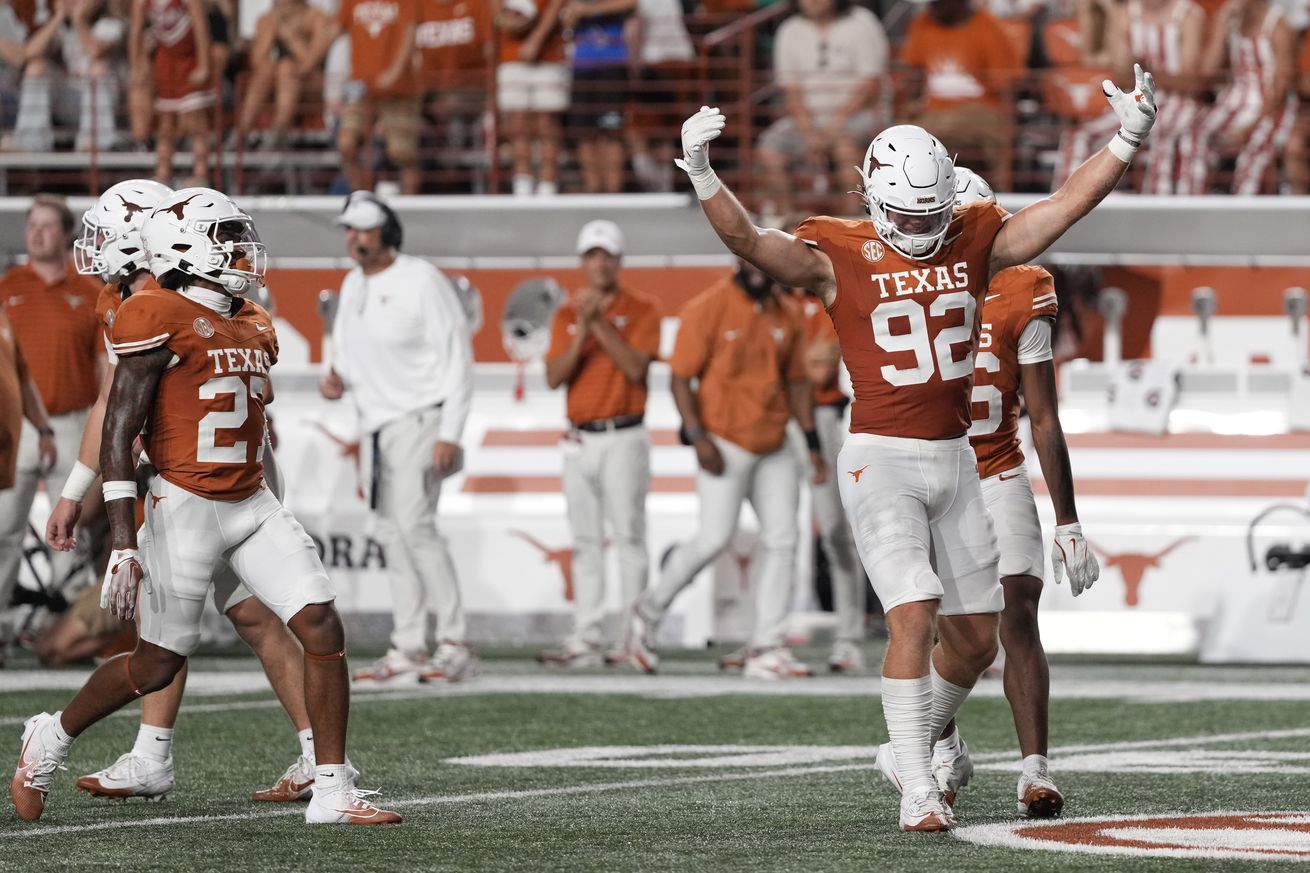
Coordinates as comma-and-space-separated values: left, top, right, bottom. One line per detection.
428, 270, 474, 444
545, 308, 572, 364
329, 280, 352, 382
668, 298, 712, 380
628, 299, 662, 358
1016, 317, 1053, 365
794, 216, 824, 249
110, 296, 172, 357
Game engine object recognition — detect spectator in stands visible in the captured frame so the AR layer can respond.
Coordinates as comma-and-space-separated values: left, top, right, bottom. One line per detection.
130, 0, 215, 183
496, 0, 569, 196
626, 0, 694, 192
755, 0, 889, 217
899, 0, 1021, 189
1284, 25, 1310, 192
0, 2, 28, 136
417, 0, 493, 189
231, 0, 328, 151
6, 0, 123, 153
1055, 0, 1204, 192
0, 195, 101, 636
1175, 0, 1295, 193
565, 0, 636, 193
312, 0, 420, 193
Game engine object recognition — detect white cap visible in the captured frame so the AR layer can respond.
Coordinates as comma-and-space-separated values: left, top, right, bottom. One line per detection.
336, 193, 387, 231
576, 220, 624, 256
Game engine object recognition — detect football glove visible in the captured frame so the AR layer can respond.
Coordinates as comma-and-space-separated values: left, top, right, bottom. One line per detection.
101, 548, 144, 621
1051, 523, 1100, 597
1103, 63, 1157, 159
674, 106, 726, 200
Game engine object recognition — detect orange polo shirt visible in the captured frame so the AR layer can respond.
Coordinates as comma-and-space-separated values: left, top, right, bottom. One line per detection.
548, 286, 662, 426
800, 295, 847, 407
670, 278, 806, 455
0, 307, 28, 490
497, 0, 566, 64
0, 264, 102, 416
900, 8, 1021, 108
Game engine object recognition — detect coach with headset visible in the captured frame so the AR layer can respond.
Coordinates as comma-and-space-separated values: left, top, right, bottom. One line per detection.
319, 191, 477, 683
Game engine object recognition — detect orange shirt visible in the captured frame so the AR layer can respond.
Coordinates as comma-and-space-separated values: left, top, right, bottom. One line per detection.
901, 8, 1021, 108
800, 295, 847, 407
0, 264, 103, 416
417, 0, 491, 85
497, 0, 566, 64
111, 287, 278, 501
337, 0, 420, 95
0, 308, 28, 491
969, 265, 1058, 479
547, 286, 661, 425
670, 279, 806, 455
796, 202, 1007, 441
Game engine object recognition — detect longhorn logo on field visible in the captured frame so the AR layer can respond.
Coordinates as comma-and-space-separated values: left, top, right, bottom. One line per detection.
1089, 537, 1193, 607
511, 530, 578, 602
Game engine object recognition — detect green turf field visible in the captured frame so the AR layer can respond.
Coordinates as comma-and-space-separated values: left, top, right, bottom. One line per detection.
3, 646, 1310, 872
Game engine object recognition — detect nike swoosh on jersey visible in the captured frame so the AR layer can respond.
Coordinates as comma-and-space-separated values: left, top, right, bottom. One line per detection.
255, 324, 268, 331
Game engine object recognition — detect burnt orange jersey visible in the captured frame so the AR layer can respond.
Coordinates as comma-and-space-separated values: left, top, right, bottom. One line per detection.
797, 201, 1007, 440
0, 308, 26, 490
97, 277, 162, 357
969, 265, 1058, 480
800, 295, 847, 407
110, 286, 277, 501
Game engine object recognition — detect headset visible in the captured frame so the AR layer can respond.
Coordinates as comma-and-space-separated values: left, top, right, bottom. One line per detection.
342, 190, 404, 250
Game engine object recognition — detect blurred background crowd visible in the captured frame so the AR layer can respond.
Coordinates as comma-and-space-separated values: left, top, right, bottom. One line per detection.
0, 0, 1306, 210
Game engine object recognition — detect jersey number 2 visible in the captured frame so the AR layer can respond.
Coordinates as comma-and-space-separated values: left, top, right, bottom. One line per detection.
871, 291, 977, 386
197, 375, 268, 463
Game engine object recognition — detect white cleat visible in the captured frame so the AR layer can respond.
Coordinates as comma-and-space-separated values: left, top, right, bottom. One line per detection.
743, 647, 814, 680
1017, 765, 1065, 818
305, 772, 401, 826
420, 641, 478, 683
828, 640, 866, 674
535, 640, 604, 670
900, 784, 955, 832
11, 712, 69, 821
875, 741, 902, 793
718, 646, 750, 672
76, 752, 174, 801
626, 610, 659, 674
931, 735, 974, 807
252, 755, 315, 802
352, 649, 425, 684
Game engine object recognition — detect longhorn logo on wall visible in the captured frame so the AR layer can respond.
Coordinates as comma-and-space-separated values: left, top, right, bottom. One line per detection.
1090, 538, 1193, 606
510, 530, 575, 601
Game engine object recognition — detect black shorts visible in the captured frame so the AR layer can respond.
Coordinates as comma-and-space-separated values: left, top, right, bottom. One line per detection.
567, 66, 628, 133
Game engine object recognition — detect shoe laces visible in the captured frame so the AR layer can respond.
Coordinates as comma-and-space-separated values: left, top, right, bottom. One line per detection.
903, 785, 944, 816
22, 752, 67, 794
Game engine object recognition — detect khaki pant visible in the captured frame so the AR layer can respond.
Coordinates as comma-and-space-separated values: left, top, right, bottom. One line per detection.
364, 405, 467, 655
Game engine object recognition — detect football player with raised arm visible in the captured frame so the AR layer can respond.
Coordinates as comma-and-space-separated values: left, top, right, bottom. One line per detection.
908, 168, 1100, 819
672, 66, 1155, 831
43, 180, 326, 805
11, 188, 399, 827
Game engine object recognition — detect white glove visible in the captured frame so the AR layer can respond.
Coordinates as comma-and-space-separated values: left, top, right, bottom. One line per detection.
1103, 63, 1157, 160
101, 548, 144, 621
674, 105, 726, 200
1051, 523, 1100, 597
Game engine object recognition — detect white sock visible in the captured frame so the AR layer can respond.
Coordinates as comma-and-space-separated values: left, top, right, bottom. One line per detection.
928, 661, 972, 745
1022, 754, 1050, 776
935, 724, 962, 755
298, 728, 315, 762
314, 762, 347, 792
881, 676, 934, 792
133, 723, 173, 763
48, 712, 74, 752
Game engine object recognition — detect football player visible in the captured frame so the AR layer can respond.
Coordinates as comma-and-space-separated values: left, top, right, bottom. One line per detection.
672, 66, 1156, 830
12, 188, 399, 826
44, 179, 323, 804
907, 168, 1099, 819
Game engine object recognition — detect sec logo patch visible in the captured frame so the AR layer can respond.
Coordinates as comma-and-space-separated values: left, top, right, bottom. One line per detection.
862, 240, 885, 262
193, 317, 215, 338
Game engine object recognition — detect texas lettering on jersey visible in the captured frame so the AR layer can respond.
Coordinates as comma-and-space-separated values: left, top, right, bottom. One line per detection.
968, 264, 1059, 479
110, 285, 278, 501
797, 201, 1007, 439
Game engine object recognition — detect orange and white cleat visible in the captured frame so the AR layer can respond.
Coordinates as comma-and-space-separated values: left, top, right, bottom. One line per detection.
717, 646, 750, 672
625, 611, 659, 674
743, 647, 813, 680
352, 650, 424, 685
76, 752, 174, 800
252, 755, 315, 802
420, 642, 478, 682
1018, 765, 1065, 819
900, 785, 955, 832
11, 712, 70, 822
306, 774, 401, 826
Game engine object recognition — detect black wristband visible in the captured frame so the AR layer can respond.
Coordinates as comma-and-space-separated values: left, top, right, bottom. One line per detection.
803, 429, 820, 452
680, 424, 705, 445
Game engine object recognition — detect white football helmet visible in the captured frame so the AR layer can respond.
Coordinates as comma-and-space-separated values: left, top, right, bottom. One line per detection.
857, 125, 957, 260
74, 179, 173, 280
953, 167, 997, 207
141, 187, 266, 295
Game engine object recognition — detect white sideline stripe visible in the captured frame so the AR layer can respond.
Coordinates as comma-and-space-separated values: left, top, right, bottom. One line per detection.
0, 762, 880, 840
